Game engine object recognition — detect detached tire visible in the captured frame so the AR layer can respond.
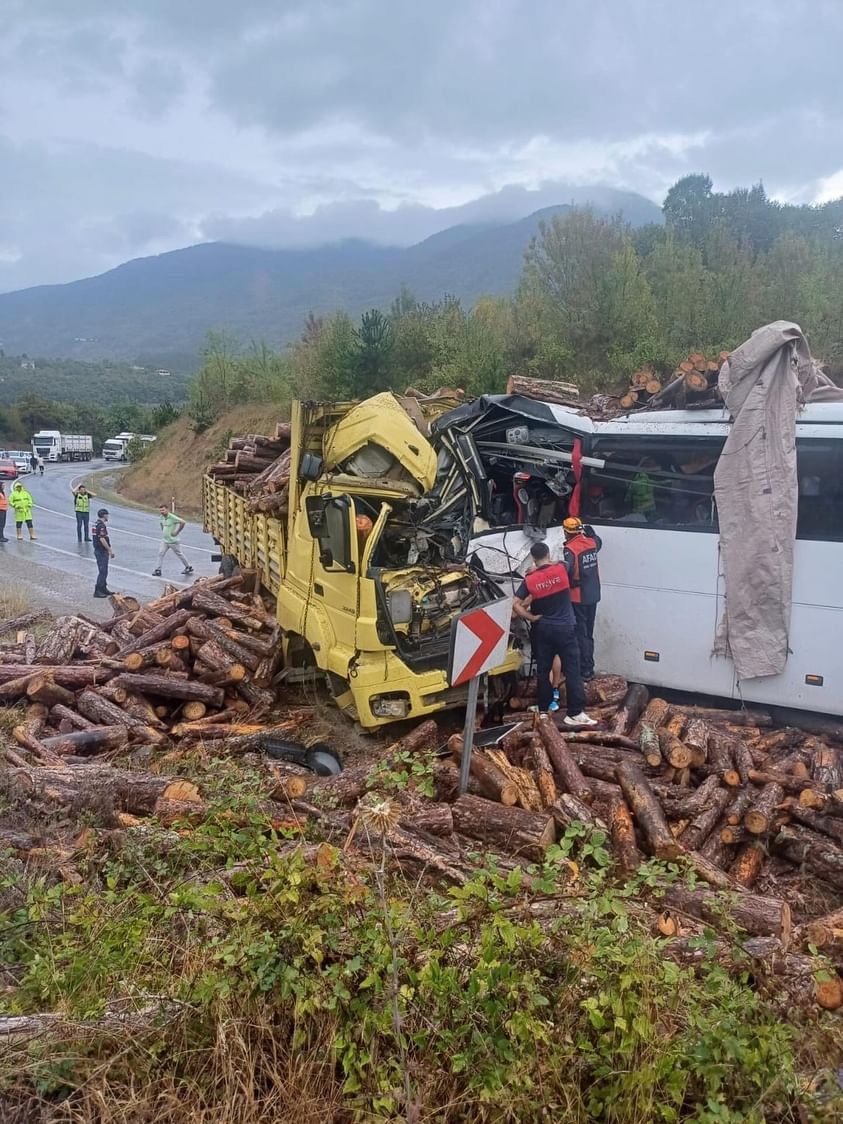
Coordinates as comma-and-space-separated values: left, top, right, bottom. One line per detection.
219, 553, 241, 578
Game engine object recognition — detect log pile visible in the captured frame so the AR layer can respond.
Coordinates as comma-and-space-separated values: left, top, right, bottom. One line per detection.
0, 575, 285, 765
617, 351, 730, 412
505, 374, 581, 406
206, 422, 292, 516
291, 676, 843, 1010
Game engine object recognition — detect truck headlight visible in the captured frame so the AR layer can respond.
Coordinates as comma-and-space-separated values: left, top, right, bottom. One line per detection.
371, 694, 410, 718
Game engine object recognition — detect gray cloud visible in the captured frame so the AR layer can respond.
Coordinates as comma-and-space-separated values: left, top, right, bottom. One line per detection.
2, 1, 843, 291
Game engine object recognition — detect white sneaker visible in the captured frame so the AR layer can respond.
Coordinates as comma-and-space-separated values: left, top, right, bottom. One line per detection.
563, 712, 598, 727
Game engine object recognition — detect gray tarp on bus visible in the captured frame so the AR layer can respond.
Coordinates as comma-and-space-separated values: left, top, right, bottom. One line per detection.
713, 321, 843, 680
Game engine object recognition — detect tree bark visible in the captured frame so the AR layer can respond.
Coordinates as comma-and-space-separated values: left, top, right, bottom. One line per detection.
610, 683, 649, 736
812, 742, 843, 790
658, 728, 693, 770
40, 726, 129, 755
505, 373, 580, 403
449, 735, 519, 805
617, 761, 682, 860
538, 716, 592, 803
0, 609, 50, 637
110, 672, 225, 708
191, 589, 265, 630
744, 782, 785, 835
774, 825, 843, 889
34, 616, 82, 664
8, 764, 201, 816
679, 787, 732, 851
395, 795, 454, 837
451, 793, 555, 861
25, 673, 76, 708
49, 703, 97, 731
527, 738, 558, 807
114, 608, 194, 658
609, 798, 643, 874
729, 842, 766, 889
661, 885, 791, 941
76, 688, 165, 745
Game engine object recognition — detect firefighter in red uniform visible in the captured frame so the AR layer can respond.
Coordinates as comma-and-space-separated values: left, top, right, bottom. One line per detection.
513, 541, 597, 725
562, 516, 602, 681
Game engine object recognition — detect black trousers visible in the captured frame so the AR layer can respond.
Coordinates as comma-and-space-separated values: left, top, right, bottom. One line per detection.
94, 548, 110, 594
76, 511, 90, 541
573, 602, 598, 678
0, 510, 5, 538
532, 620, 585, 716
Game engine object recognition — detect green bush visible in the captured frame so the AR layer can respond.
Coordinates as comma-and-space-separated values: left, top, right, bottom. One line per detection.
1, 798, 833, 1123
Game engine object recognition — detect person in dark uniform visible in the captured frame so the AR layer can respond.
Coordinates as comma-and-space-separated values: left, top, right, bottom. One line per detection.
91, 508, 115, 598
512, 541, 597, 725
562, 516, 602, 681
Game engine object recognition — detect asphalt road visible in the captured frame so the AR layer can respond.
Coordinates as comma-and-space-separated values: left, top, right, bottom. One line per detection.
0, 460, 217, 619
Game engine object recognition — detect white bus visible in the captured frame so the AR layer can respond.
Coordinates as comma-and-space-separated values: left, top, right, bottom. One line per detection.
464, 399, 843, 718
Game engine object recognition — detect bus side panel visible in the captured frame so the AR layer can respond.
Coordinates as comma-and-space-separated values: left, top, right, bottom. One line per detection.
594, 526, 737, 696
736, 540, 843, 716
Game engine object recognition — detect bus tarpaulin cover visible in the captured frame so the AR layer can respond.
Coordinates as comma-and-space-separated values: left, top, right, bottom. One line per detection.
713, 321, 843, 680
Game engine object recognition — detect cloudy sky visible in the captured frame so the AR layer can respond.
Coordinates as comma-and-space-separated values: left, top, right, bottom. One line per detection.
2, 0, 842, 292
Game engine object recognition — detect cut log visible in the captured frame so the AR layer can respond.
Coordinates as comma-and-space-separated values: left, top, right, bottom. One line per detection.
683, 717, 710, 765
661, 885, 791, 942
679, 787, 732, 851
12, 722, 64, 766
672, 704, 772, 727
396, 795, 454, 838
109, 673, 225, 708
40, 726, 129, 755
197, 663, 248, 686
49, 704, 97, 732
114, 609, 194, 658
505, 374, 580, 404
452, 793, 555, 861
812, 743, 843, 790
538, 717, 592, 803
181, 701, 208, 722
745, 782, 785, 835
76, 689, 165, 745
789, 804, 843, 845
449, 735, 518, 805
802, 905, 843, 950
0, 609, 50, 637
0, 670, 40, 700
729, 842, 766, 889
25, 673, 76, 708
485, 748, 543, 811
658, 728, 693, 770
549, 793, 607, 834
774, 825, 843, 890
191, 590, 265, 630
9, 764, 199, 816
610, 683, 649, 736
609, 798, 642, 874
617, 761, 682, 860
638, 722, 663, 767
34, 616, 82, 664
528, 738, 558, 807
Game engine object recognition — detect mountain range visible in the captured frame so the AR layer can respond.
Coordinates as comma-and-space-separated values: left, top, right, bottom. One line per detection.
0, 189, 662, 367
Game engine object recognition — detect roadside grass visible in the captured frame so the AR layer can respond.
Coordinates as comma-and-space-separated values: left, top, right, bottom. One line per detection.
0, 588, 30, 619
72, 465, 158, 515
0, 748, 839, 1123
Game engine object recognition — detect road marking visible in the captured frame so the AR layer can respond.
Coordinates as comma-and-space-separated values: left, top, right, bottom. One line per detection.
12, 539, 194, 587
32, 502, 213, 555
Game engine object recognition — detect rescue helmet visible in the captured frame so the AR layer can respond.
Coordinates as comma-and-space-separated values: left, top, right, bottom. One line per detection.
563, 516, 584, 535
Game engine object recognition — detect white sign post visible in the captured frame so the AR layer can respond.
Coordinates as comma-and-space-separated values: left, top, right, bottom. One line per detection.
448, 598, 513, 795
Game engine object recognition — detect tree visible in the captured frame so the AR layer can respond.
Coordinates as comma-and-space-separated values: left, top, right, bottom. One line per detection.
353, 309, 394, 395
663, 174, 716, 247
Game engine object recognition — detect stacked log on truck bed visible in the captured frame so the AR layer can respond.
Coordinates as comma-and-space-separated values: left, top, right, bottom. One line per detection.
206, 422, 292, 517
288, 678, 843, 1012
0, 574, 284, 766
616, 351, 730, 412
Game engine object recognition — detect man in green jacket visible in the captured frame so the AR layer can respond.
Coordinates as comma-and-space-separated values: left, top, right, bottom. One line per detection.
9, 481, 36, 540
72, 484, 96, 542
153, 503, 194, 577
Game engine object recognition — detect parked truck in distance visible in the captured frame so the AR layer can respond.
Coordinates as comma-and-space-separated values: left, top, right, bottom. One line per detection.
31, 430, 93, 462
102, 433, 157, 461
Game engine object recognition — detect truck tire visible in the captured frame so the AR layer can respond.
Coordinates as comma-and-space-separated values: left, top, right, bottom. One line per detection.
219, 553, 241, 579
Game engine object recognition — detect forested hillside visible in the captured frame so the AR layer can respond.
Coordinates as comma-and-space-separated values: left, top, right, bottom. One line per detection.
0, 192, 662, 360
181, 176, 843, 433
0, 355, 191, 406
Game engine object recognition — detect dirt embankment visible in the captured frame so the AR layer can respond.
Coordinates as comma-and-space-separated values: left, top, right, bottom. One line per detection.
117, 407, 284, 516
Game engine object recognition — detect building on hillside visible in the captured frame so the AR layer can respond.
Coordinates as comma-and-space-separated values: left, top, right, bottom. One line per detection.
20, 359, 35, 370
156, 368, 171, 377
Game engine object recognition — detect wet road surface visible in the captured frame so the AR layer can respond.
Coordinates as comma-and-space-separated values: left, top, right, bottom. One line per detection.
0, 461, 216, 619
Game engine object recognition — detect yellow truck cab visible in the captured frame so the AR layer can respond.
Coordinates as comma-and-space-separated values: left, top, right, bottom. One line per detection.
203, 392, 520, 727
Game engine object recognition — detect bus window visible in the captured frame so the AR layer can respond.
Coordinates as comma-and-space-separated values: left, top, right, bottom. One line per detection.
797, 440, 843, 541
585, 436, 725, 531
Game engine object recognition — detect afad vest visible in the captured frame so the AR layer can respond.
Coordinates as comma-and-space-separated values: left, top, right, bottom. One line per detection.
565, 535, 600, 604
75, 493, 91, 513
523, 562, 571, 600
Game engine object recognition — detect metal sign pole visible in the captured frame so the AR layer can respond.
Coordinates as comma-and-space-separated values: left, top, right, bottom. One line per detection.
458, 674, 481, 795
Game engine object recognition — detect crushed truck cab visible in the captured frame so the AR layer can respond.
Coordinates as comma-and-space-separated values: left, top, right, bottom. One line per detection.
203, 393, 520, 727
